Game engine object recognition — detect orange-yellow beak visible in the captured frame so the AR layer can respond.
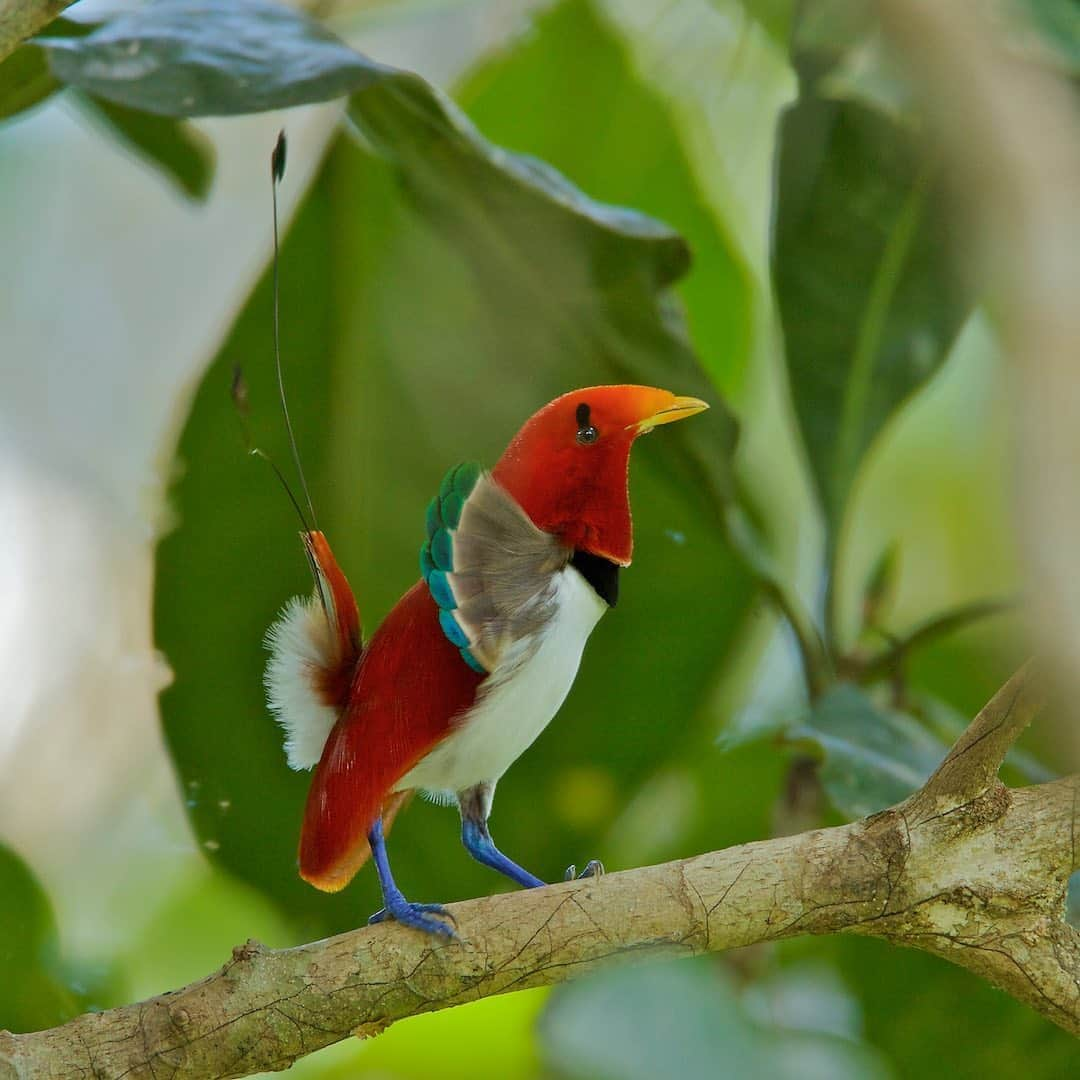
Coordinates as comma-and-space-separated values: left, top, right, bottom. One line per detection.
631, 394, 710, 434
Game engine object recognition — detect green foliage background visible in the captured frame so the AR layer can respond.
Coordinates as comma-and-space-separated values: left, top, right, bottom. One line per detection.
1, 0, 1076, 1076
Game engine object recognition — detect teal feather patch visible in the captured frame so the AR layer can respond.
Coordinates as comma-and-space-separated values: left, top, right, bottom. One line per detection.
440, 490, 465, 530
438, 609, 470, 648
419, 543, 435, 580
425, 497, 441, 540
420, 462, 487, 674
429, 528, 453, 572
427, 570, 456, 611
451, 461, 481, 498
459, 648, 486, 674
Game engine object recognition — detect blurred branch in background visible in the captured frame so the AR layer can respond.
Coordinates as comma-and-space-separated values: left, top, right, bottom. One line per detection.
2, 668, 1076, 1078
0, 0, 76, 64
879, 0, 1080, 773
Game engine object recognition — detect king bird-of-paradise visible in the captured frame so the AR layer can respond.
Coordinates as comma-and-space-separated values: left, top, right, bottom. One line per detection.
265, 386, 707, 937
259, 133, 708, 939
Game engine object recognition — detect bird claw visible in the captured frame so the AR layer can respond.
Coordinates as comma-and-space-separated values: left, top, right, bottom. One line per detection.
564, 859, 604, 882
368, 899, 457, 938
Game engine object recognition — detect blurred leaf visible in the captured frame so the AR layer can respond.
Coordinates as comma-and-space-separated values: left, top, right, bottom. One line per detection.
773, 92, 967, 536
77, 95, 215, 199
820, 936, 1080, 1078
0, 45, 56, 120
859, 541, 899, 633
735, 0, 796, 47
540, 959, 889, 1080
345, 65, 740, 497
606, 0, 796, 290
39, 0, 387, 117
818, 32, 915, 121
791, 0, 875, 63
339, 988, 546, 1080
0, 844, 81, 1032
792, 683, 947, 818
157, 0, 756, 935
1016, 0, 1080, 74
0, 18, 94, 121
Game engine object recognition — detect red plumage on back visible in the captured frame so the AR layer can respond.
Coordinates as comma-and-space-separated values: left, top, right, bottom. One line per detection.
298, 582, 483, 892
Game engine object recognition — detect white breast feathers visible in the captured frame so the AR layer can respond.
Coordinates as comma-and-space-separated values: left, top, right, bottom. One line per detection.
398, 564, 607, 800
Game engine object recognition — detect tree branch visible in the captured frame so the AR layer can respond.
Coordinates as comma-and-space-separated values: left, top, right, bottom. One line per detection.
1, 668, 1076, 1078
0, 0, 77, 65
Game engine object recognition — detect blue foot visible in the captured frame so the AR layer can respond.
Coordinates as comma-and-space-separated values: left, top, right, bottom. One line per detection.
564, 859, 604, 882
368, 898, 456, 938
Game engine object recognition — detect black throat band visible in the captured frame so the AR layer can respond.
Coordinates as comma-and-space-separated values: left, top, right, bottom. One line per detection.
570, 550, 620, 607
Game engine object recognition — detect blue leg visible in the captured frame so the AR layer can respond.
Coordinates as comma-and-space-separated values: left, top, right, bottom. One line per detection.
459, 783, 603, 889
462, 817, 545, 889
366, 817, 456, 938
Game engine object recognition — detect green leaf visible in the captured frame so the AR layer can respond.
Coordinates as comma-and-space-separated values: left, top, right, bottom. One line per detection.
1016, 0, 1080, 75
824, 935, 1080, 1078
344, 7, 742, 504
773, 93, 968, 537
39, 0, 387, 117
156, 0, 754, 933
858, 541, 900, 633
0, 45, 56, 120
735, 0, 796, 47
540, 960, 890, 1080
0, 18, 94, 122
0, 844, 82, 1032
793, 683, 948, 818
77, 95, 215, 199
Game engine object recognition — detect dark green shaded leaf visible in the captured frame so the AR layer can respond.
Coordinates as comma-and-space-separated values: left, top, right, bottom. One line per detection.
541, 960, 889, 1080
0, 45, 56, 120
0, 845, 80, 1032
0, 18, 94, 121
793, 683, 947, 818
822, 935, 1080, 1078
78, 94, 215, 199
39, 0, 387, 117
773, 94, 967, 535
156, 1, 753, 934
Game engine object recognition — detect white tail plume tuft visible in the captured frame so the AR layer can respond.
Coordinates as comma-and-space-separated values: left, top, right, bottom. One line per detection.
264, 594, 339, 771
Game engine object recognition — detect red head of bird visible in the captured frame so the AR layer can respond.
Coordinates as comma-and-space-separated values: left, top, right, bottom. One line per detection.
493, 385, 709, 566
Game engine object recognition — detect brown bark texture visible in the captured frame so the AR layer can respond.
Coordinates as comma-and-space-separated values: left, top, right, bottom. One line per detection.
0, 0, 76, 64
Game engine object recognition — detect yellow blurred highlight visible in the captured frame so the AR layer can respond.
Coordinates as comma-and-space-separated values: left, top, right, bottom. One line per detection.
550, 765, 619, 831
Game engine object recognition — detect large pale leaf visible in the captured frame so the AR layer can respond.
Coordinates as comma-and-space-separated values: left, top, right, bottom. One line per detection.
156, 0, 755, 934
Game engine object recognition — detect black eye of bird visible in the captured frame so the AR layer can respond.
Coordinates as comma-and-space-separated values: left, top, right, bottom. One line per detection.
575, 402, 599, 445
